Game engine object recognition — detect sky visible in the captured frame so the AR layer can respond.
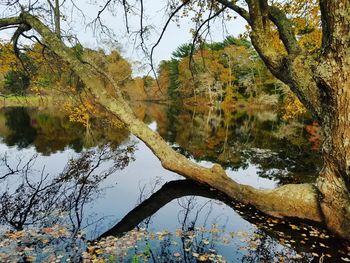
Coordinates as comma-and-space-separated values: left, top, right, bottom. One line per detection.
76, 0, 247, 74
0, 0, 247, 75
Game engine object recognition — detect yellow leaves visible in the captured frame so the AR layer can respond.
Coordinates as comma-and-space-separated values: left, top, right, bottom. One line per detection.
289, 224, 300, 230
283, 93, 307, 120
63, 99, 97, 128
210, 227, 219, 233
198, 254, 209, 261
299, 29, 322, 53
84, 48, 132, 87
26, 255, 36, 262
275, 0, 321, 53
30, 86, 42, 96
6, 231, 25, 240
269, 31, 288, 54
175, 228, 183, 237
0, 42, 19, 73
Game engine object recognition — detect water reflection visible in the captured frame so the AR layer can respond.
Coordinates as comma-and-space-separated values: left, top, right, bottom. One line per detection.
0, 107, 130, 155
0, 152, 348, 262
0, 104, 345, 262
0, 104, 322, 185
4, 107, 37, 148
0, 144, 135, 261
97, 179, 349, 262
138, 102, 322, 185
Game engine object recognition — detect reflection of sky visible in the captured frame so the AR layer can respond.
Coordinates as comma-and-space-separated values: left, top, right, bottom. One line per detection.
0, 120, 335, 261
196, 159, 277, 190
0, 134, 274, 238
228, 165, 277, 189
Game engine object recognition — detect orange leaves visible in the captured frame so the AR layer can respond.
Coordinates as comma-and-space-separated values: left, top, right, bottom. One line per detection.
84, 49, 132, 86
305, 121, 321, 151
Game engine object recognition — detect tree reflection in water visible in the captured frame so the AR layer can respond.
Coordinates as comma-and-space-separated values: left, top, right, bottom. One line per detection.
0, 143, 135, 261
0, 151, 349, 262
0, 105, 349, 262
4, 107, 37, 148
98, 180, 349, 262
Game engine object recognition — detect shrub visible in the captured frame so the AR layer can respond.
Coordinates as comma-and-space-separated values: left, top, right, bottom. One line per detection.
4, 70, 30, 95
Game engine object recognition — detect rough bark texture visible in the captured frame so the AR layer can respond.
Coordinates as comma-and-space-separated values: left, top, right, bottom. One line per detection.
223, 0, 350, 239
314, 0, 350, 239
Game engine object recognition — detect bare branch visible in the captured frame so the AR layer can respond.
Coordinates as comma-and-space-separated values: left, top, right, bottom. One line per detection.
46, 0, 54, 10
148, 0, 190, 92
10, 23, 32, 74
139, 0, 147, 54
189, 6, 227, 74
216, 0, 250, 24
122, 0, 130, 33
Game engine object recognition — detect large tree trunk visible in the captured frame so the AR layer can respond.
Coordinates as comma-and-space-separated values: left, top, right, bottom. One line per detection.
244, 0, 350, 239
313, 0, 350, 238
316, 50, 350, 239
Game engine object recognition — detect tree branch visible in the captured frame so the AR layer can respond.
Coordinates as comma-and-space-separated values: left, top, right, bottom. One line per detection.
268, 5, 301, 55
99, 180, 321, 240
215, 0, 251, 24
0, 12, 323, 234
148, 0, 190, 93
189, 6, 227, 72
10, 23, 32, 74
0, 16, 22, 27
225, 0, 322, 119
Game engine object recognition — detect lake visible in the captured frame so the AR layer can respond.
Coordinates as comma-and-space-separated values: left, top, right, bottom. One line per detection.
0, 103, 348, 262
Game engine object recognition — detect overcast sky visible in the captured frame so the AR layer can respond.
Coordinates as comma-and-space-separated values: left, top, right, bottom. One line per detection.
0, 0, 247, 75
79, 0, 247, 74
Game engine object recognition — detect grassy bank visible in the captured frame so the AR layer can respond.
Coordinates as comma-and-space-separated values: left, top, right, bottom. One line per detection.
0, 95, 52, 108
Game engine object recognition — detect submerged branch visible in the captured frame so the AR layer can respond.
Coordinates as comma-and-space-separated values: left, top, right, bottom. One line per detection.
99, 180, 322, 239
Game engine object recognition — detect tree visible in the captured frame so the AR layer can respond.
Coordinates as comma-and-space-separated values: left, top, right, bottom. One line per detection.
0, 0, 350, 239
4, 70, 30, 95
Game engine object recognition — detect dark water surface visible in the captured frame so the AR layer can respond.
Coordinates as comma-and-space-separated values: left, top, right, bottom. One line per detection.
0, 104, 348, 262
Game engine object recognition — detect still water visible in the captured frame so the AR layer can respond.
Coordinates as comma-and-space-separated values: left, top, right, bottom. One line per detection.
0, 104, 348, 262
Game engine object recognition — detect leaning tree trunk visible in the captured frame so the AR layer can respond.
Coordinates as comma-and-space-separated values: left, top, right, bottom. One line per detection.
13, 12, 323, 226
2, 11, 350, 239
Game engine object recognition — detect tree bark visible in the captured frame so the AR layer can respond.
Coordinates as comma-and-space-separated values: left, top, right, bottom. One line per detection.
310, 0, 350, 239
315, 52, 350, 239
54, 0, 61, 39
